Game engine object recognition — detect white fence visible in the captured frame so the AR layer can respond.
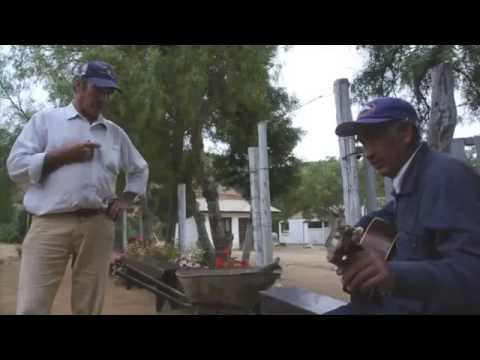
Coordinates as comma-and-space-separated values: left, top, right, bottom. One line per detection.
279, 219, 330, 246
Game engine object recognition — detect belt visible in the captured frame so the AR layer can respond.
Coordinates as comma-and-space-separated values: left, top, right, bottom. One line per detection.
31, 209, 105, 218
69, 209, 104, 217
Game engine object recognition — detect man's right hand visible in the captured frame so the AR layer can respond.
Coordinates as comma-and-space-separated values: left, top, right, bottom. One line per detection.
55, 141, 101, 164
41, 141, 100, 181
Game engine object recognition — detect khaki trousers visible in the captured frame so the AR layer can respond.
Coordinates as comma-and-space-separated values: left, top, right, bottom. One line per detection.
16, 213, 115, 315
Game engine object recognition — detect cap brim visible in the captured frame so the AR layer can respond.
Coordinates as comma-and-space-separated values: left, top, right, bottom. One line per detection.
87, 78, 121, 92
335, 122, 362, 137
335, 118, 400, 137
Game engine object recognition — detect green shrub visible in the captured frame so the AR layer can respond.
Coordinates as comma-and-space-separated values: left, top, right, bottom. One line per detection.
0, 207, 27, 244
0, 222, 20, 243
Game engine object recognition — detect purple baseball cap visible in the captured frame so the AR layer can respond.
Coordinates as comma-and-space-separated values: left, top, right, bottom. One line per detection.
76, 60, 121, 92
335, 97, 419, 137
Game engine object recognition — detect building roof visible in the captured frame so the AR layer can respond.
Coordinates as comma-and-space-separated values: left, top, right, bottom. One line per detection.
197, 188, 281, 213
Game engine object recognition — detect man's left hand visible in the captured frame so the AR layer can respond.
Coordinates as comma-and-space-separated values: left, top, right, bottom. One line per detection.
107, 198, 129, 221
342, 251, 395, 294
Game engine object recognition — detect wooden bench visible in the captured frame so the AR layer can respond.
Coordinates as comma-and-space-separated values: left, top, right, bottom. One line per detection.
259, 287, 347, 315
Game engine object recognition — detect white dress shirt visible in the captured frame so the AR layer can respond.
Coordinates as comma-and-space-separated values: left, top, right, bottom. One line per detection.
7, 103, 149, 215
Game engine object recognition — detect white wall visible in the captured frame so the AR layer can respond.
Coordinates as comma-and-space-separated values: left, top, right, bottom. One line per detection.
232, 216, 240, 249
308, 227, 331, 245
283, 219, 331, 245
175, 213, 248, 250
285, 219, 307, 244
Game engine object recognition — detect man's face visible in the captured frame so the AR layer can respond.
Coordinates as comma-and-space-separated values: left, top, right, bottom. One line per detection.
356, 122, 414, 178
75, 81, 114, 121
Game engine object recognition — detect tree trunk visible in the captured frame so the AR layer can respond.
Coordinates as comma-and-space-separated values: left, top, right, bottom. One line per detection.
182, 176, 215, 262
428, 63, 457, 152
192, 196, 215, 264
142, 188, 153, 246
199, 154, 226, 257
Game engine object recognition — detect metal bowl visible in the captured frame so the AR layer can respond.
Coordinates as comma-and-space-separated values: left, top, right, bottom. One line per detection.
176, 267, 281, 309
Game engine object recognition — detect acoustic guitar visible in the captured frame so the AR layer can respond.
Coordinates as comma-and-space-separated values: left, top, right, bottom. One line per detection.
326, 217, 398, 297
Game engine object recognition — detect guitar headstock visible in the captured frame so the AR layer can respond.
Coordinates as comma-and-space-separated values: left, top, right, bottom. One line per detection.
326, 224, 364, 269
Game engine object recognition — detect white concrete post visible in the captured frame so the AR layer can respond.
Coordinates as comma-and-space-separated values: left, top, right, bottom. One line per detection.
177, 183, 187, 253
258, 122, 273, 265
248, 147, 263, 266
334, 79, 361, 226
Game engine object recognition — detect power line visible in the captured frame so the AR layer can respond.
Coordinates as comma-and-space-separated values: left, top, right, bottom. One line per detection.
287, 93, 332, 115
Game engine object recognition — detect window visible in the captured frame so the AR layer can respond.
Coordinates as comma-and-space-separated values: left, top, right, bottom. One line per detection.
308, 221, 324, 229
222, 218, 232, 233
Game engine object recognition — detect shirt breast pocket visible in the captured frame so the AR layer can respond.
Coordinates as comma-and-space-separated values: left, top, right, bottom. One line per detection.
103, 145, 121, 175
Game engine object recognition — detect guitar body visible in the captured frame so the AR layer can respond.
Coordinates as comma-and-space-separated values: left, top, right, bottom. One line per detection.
326, 217, 397, 268
359, 217, 397, 261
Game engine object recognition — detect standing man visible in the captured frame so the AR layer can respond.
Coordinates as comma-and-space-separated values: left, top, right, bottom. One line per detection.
327, 97, 480, 314
7, 60, 149, 315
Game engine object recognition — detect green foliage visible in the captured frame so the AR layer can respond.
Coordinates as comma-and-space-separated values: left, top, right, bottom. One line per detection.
275, 157, 343, 221
357, 158, 385, 207
0, 45, 302, 255
212, 86, 302, 203
0, 128, 16, 224
4, 45, 301, 244
465, 146, 480, 170
352, 45, 480, 126
0, 222, 18, 243
0, 206, 26, 243
274, 156, 390, 222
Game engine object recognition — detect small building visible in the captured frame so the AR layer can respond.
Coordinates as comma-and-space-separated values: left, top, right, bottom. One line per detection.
176, 188, 281, 250
278, 212, 331, 246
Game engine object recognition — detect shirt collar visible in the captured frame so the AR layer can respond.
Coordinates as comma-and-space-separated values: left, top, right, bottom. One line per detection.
65, 102, 108, 129
392, 143, 423, 194
65, 102, 80, 120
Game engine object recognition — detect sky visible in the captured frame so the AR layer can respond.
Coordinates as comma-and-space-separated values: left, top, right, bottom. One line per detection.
19, 45, 480, 161
276, 45, 480, 162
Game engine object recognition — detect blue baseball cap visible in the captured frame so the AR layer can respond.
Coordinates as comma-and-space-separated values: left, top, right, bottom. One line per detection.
76, 60, 121, 92
335, 97, 419, 137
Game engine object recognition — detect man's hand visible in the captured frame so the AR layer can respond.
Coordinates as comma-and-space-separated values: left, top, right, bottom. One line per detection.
341, 250, 395, 294
57, 141, 101, 164
107, 198, 129, 221
106, 192, 137, 221
41, 141, 100, 181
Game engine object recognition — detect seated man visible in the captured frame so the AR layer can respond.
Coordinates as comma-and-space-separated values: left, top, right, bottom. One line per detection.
327, 97, 480, 314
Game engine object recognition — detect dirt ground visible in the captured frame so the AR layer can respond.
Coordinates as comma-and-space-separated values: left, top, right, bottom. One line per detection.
0, 244, 348, 315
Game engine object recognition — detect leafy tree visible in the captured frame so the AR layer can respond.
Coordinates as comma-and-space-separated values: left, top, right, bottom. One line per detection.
3, 45, 302, 257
